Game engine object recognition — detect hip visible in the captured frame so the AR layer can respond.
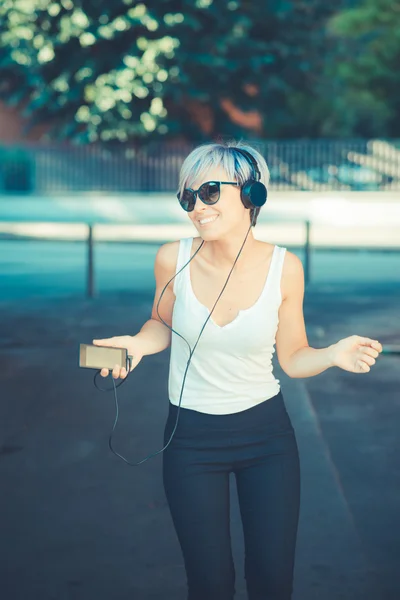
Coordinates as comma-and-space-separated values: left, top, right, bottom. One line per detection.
164, 390, 295, 443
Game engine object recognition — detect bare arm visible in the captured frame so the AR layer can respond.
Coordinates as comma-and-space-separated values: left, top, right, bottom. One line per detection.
276, 252, 312, 377
93, 241, 178, 378
275, 252, 382, 378
285, 345, 335, 378
135, 319, 171, 356
134, 240, 179, 356
276, 252, 334, 378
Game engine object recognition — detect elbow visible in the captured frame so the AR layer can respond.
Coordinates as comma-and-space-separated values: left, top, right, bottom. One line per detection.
281, 345, 311, 379
284, 369, 296, 379
281, 363, 294, 379
283, 365, 304, 379
280, 353, 297, 379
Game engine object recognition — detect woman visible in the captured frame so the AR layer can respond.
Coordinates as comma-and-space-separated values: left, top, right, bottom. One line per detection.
93, 141, 382, 600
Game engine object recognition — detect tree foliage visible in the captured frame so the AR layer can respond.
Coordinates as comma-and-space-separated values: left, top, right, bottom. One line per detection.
0, 0, 176, 141
323, 0, 400, 137
1, 0, 396, 143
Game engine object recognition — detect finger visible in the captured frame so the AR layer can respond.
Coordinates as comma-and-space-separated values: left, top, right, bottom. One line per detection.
361, 346, 380, 359
93, 339, 112, 346
358, 348, 376, 366
358, 359, 370, 372
120, 367, 127, 379
362, 353, 376, 366
112, 364, 120, 379
361, 338, 382, 352
100, 368, 109, 377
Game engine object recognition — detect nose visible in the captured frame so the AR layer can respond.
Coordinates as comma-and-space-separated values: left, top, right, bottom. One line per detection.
192, 196, 210, 214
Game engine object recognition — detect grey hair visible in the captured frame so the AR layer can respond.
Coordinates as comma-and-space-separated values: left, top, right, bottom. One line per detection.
177, 140, 270, 227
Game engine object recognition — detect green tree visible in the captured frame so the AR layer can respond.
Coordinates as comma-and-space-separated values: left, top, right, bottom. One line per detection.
322, 0, 400, 137
0, 0, 176, 142
0, 0, 344, 142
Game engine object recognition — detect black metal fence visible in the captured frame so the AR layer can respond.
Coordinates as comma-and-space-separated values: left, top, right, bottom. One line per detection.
0, 139, 399, 193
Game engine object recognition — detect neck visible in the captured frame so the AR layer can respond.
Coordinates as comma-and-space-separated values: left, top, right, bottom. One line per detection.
202, 226, 257, 272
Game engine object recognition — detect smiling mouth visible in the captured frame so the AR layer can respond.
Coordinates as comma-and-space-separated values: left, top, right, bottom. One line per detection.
198, 215, 219, 225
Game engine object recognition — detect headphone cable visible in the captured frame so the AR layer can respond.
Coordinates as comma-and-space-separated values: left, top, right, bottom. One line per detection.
93, 213, 256, 466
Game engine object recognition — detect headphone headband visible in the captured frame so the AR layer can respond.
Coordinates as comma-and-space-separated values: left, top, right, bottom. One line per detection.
231, 146, 267, 210
233, 147, 261, 181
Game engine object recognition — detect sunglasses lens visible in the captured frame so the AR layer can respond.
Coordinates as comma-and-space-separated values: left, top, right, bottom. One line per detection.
179, 189, 196, 212
178, 181, 221, 211
199, 182, 220, 204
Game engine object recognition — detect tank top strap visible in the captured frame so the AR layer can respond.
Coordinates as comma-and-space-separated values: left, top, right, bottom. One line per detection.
270, 246, 287, 297
274, 246, 287, 272
173, 237, 193, 296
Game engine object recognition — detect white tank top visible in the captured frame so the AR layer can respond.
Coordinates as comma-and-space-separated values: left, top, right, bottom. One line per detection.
168, 237, 287, 415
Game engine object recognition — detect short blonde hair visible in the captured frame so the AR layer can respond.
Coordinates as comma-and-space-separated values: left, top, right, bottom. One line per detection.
177, 140, 270, 227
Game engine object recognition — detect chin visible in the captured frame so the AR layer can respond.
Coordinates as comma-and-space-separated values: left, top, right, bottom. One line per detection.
200, 233, 221, 241
197, 226, 222, 240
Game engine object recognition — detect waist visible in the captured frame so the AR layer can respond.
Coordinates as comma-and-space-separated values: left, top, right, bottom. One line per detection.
167, 389, 291, 433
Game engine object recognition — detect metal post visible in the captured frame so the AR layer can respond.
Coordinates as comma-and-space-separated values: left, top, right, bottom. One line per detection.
304, 220, 311, 286
87, 224, 94, 298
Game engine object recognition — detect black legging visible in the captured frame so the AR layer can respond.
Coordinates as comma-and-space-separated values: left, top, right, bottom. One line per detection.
162, 390, 301, 600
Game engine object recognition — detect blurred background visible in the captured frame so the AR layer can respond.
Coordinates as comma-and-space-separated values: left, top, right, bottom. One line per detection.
0, 0, 399, 297
0, 1, 399, 600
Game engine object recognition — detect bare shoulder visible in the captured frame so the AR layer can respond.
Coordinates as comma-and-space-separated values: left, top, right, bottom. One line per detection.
280, 249, 304, 302
151, 241, 181, 324
281, 248, 303, 272
155, 240, 180, 275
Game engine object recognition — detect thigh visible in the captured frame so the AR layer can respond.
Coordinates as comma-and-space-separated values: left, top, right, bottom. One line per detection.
235, 432, 301, 599
162, 440, 236, 597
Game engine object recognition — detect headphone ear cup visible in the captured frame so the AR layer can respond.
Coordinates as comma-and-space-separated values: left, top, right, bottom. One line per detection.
240, 180, 254, 209
241, 180, 267, 209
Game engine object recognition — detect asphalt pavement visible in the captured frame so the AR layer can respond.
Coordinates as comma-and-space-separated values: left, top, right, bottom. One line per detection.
0, 261, 399, 599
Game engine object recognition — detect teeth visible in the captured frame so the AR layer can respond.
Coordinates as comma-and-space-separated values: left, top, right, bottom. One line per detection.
199, 215, 218, 224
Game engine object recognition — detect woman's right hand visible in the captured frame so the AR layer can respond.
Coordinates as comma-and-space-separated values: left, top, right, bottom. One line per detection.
92, 335, 144, 379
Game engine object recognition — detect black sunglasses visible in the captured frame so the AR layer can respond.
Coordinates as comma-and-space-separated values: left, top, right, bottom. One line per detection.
177, 181, 239, 212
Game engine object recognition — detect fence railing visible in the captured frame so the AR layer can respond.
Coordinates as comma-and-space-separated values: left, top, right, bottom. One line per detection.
0, 139, 399, 193
3, 217, 400, 298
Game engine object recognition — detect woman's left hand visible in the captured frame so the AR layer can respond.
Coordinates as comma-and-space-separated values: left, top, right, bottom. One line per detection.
331, 335, 383, 373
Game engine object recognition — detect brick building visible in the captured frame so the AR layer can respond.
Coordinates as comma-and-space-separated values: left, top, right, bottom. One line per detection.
0, 100, 48, 143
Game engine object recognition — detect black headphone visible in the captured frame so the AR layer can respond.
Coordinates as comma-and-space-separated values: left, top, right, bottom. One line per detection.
94, 146, 269, 466
233, 147, 268, 210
